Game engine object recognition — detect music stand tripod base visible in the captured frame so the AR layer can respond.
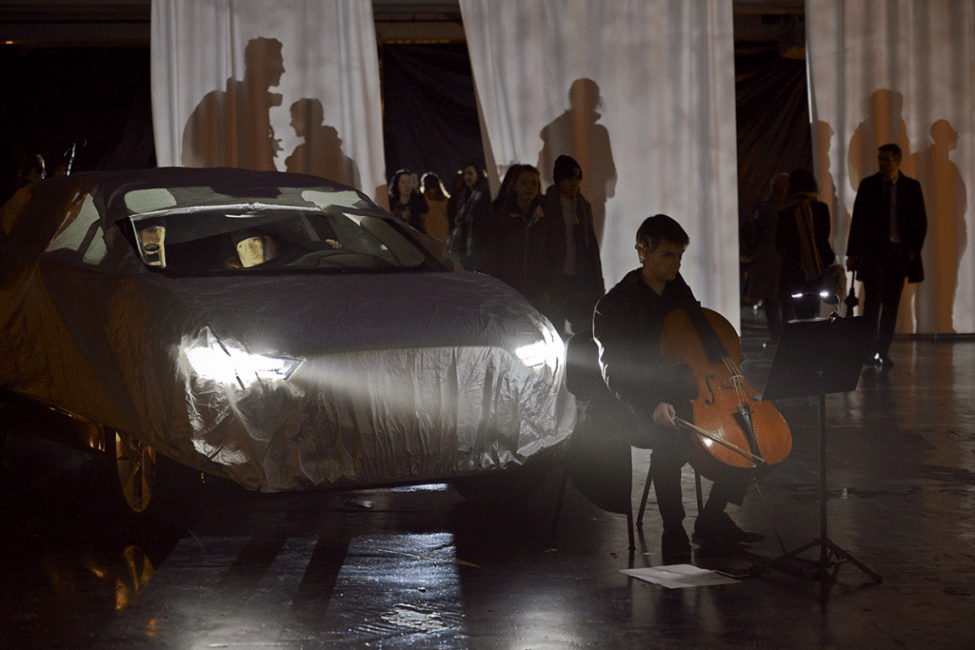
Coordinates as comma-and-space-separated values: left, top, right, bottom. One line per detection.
757, 314, 882, 584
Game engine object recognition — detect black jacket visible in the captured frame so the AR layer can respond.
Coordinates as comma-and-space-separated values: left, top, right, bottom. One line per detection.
849, 172, 927, 283
479, 199, 558, 311
542, 185, 605, 317
593, 269, 698, 424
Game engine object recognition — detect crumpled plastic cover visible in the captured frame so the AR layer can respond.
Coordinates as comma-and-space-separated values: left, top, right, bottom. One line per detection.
0, 170, 575, 491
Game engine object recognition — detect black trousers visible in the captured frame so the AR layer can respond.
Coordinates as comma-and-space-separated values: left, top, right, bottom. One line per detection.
859, 246, 912, 359
648, 402, 749, 531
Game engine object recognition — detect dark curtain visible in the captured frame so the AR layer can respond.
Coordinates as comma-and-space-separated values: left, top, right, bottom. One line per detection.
0, 47, 156, 204
380, 43, 485, 190
735, 50, 812, 225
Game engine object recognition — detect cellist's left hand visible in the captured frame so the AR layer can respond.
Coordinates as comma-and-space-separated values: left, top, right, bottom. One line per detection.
652, 402, 678, 429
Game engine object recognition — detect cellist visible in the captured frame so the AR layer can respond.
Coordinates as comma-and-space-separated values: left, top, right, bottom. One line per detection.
593, 214, 764, 561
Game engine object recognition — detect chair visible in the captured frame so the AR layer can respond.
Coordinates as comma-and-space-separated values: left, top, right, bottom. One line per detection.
556, 331, 703, 550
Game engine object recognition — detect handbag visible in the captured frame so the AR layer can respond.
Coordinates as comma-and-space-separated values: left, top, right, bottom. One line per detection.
818, 263, 846, 301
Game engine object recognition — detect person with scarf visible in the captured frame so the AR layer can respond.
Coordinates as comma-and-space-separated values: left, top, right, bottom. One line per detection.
775, 168, 836, 324
446, 162, 491, 271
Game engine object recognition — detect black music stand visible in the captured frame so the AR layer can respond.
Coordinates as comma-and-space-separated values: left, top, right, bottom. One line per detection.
759, 313, 882, 583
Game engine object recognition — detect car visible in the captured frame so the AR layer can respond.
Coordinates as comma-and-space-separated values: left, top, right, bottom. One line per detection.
0, 167, 574, 515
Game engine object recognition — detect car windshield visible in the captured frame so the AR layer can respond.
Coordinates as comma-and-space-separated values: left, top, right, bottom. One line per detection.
127, 206, 436, 276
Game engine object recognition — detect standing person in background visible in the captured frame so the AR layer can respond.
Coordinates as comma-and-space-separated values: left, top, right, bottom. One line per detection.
848, 144, 927, 371
543, 155, 604, 338
775, 168, 835, 324
420, 172, 451, 243
388, 169, 428, 233
446, 162, 491, 271
747, 172, 790, 345
480, 164, 558, 318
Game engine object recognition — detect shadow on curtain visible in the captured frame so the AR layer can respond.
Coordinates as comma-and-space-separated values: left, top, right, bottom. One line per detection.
536, 78, 618, 242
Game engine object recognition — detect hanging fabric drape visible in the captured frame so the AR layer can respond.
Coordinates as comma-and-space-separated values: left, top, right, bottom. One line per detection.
806, 0, 975, 334
459, 0, 740, 327
150, 0, 386, 200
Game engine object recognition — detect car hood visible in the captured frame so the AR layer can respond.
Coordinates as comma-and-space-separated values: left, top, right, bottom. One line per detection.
165, 270, 546, 357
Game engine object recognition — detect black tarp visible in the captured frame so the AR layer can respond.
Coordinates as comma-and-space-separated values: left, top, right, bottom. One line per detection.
380, 43, 486, 188
0, 47, 156, 204
735, 48, 813, 223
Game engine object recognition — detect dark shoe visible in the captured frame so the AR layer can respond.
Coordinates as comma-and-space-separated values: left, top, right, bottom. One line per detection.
693, 512, 765, 545
868, 352, 894, 370
661, 528, 691, 561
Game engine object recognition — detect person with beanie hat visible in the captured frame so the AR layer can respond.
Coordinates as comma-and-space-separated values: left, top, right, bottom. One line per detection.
543, 155, 606, 337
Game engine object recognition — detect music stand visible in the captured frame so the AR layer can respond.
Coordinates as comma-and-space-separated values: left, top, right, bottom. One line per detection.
759, 313, 882, 583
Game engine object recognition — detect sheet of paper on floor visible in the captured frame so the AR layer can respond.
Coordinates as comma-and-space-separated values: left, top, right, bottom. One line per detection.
620, 564, 740, 589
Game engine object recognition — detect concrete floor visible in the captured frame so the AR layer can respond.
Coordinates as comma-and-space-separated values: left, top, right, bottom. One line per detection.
1, 308, 973, 649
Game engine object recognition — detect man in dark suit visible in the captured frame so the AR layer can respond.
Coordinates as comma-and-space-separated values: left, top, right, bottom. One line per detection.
847, 144, 927, 370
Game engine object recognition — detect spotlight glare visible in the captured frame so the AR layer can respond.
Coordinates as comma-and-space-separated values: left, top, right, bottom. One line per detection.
181, 338, 301, 387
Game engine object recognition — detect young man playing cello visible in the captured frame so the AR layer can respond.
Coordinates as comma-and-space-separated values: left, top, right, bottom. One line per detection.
593, 214, 764, 560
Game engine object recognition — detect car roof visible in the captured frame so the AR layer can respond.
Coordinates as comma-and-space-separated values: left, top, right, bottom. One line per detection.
73, 167, 378, 220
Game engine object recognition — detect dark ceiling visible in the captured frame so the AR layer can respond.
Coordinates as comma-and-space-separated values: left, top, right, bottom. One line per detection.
0, 0, 804, 55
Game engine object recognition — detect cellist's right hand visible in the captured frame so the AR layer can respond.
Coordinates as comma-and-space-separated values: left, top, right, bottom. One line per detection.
652, 402, 679, 429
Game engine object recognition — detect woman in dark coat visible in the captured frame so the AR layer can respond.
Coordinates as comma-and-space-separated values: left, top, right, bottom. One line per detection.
479, 164, 559, 318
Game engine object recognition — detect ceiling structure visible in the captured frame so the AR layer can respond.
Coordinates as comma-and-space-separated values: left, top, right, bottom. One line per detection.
0, 0, 805, 55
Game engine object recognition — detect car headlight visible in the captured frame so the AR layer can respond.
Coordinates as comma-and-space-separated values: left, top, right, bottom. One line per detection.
181, 336, 301, 388
514, 319, 564, 374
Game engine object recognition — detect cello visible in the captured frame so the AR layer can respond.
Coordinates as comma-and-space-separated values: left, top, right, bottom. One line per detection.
659, 304, 791, 483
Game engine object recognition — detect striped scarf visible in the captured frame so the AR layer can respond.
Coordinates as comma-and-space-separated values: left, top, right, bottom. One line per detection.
785, 192, 822, 281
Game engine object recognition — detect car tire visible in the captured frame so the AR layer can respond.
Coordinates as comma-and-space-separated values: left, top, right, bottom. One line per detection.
110, 429, 202, 520
113, 429, 161, 514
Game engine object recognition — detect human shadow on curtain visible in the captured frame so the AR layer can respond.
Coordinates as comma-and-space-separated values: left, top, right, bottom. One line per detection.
912, 119, 968, 333
284, 98, 362, 190
181, 37, 286, 171
848, 89, 913, 191
536, 78, 617, 243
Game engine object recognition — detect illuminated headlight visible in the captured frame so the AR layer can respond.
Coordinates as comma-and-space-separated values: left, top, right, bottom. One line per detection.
514, 320, 564, 374
181, 338, 301, 388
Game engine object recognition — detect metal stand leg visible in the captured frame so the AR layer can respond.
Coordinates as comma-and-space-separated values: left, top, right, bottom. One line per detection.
636, 460, 653, 527
763, 387, 882, 583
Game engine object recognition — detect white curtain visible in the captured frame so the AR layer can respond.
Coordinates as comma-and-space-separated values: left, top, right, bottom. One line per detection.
807, 0, 975, 334
459, 0, 740, 328
150, 0, 386, 200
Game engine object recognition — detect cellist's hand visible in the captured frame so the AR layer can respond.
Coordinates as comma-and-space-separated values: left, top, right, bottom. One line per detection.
652, 402, 679, 429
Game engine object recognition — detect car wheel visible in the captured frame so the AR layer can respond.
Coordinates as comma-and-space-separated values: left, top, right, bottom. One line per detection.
113, 429, 159, 514
110, 429, 206, 522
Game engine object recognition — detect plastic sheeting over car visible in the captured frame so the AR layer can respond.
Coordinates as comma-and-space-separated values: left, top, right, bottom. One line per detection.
0, 169, 575, 491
